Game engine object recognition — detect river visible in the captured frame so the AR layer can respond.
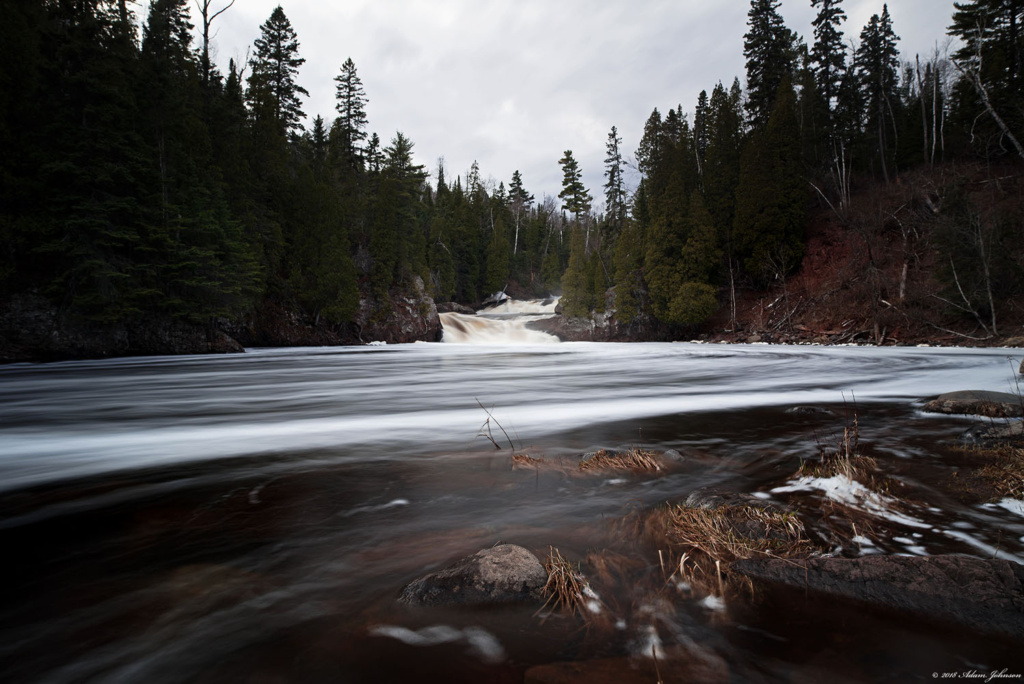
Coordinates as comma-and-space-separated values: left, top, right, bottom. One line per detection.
1, 304, 1022, 682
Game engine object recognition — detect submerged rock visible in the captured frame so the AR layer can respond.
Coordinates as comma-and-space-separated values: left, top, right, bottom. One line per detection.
786, 406, 838, 417
398, 544, 547, 607
732, 555, 1024, 637
922, 390, 1023, 418
960, 420, 1024, 445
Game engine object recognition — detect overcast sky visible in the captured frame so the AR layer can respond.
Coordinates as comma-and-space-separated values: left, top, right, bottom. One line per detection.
181, 0, 959, 207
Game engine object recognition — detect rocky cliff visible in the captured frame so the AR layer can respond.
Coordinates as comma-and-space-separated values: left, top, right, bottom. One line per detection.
1, 277, 442, 363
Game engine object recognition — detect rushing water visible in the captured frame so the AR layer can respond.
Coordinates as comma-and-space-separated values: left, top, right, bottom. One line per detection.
1, 306, 1023, 682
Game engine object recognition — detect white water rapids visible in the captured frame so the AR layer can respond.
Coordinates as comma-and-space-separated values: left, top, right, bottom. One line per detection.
439, 297, 559, 344
0, 314, 1020, 492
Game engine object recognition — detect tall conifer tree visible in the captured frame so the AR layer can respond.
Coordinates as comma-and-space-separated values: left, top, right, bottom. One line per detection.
744, 0, 795, 128
246, 6, 308, 137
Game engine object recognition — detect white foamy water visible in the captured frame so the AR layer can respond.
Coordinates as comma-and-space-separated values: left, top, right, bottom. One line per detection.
0, 308, 1020, 491
439, 312, 559, 344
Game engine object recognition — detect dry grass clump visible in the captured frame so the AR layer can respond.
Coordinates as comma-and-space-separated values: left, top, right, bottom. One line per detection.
666, 504, 811, 564
654, 503, 815, 597
511, 453, 544, 469
538, 547, 596, 619
578, 448, 660, 472
978, 444, 1024, 500
797, 416, 893, 495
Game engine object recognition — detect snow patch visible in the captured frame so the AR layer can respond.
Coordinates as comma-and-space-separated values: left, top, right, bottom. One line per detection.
771, 475, 929, 529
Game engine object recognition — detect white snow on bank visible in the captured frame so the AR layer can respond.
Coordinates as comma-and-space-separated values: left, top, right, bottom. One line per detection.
369, 625, 505, 663
771, 475, 930, 529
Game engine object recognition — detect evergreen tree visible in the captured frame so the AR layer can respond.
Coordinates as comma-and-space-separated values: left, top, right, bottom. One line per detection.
483, 215, 510, 295
948, 0, 1024, 158
508, 169, 534, 255
744, 0, 796, 128
35, 0, 154, 320
246, 6, 308, 137
733, 77, 807, 285
603, 126, 626, 234
810, 0, 847, 119
369, 132, 427, 300
560, 228, 590, 317
693, 90, 710, 178
333, 57, 368, 169
855, 5, 901, 182
558, 150, 593, 248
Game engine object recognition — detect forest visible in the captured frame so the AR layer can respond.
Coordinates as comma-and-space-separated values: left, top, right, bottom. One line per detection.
0, 0, 1022, 353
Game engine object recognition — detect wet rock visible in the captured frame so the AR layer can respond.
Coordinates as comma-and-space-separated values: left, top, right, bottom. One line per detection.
0, 292, 245, 362
732, 555, 1024, 637
960, 420, 1024, 445
922, 390, 1023, 418
786, 406, 838, 417
398, 544, 546, 607
435, 301, 475, 315
684, 487, 785, 512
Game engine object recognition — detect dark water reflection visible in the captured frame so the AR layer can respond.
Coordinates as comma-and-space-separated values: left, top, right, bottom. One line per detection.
1, 342, 1023, 681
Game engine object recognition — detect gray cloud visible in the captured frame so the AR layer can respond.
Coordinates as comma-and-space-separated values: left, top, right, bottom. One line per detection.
179, 0, 958, 205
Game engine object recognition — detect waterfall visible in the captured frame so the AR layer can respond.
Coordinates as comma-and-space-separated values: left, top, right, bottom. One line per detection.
440, 298, 560, 344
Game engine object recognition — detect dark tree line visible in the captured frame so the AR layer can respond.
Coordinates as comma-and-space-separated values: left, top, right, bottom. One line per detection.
0, 1, 573, 333
0, 0, 1021, 339
560, 0, 1023, 335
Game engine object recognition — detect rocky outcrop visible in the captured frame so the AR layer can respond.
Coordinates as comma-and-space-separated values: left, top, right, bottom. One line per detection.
527, 310, 672, 343
436, 301, 476, 315
922, 390, 1023, 418
3, 277, 443, 362
355, 276, 442, 344
399, 544, 547, 607
0, 293, 243, 363
732, 555, 1024, 637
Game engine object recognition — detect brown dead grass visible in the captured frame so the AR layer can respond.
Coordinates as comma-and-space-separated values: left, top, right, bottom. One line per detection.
579, 448, 660, 472
511, 453, 544, 469
646, 503, 816, 597
978, 444, 1024, 500
538, 547, 595, 619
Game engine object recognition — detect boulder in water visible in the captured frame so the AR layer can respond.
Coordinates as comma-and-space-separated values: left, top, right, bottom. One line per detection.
732, 555, 1024, 637
922, 390, 1023, 418
398, 544, 547, 607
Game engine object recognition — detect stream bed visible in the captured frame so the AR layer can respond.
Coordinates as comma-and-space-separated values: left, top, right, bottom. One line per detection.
1, 336, 1023, 682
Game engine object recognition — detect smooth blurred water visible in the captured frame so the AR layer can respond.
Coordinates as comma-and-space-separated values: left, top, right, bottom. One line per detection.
0, 340, 1022, 683
0, 342, 1019, 492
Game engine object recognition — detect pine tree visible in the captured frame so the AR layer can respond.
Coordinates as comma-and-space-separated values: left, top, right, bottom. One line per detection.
948, 0, 1024, 158
855, 5, 901, 182
560, 228, 590, 317
810, 0, 847, 119
603, 126, 626, 235
483, 215, 510, 296
558, 150, 592, 247
333, 57, 368, 169
693, 90, 710, 178
744, 0, 796, 128
508, 169, 534, 255
36, 0, 154, 320
733, 77, 807, 285
246, 6, 308, 137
